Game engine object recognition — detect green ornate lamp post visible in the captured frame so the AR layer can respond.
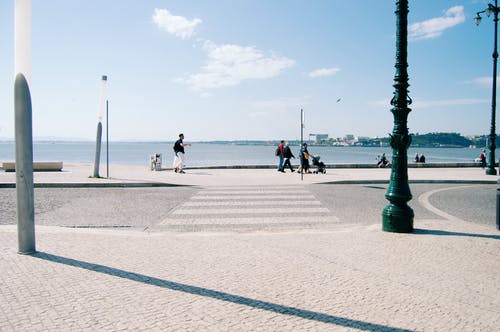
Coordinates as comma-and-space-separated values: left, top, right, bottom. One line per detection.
382, 0, 414, 233
475, 1, 499, 176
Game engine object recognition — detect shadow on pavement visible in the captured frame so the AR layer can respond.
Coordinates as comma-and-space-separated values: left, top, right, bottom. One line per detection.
414, 228, 500, 240
32, 251, 412, 332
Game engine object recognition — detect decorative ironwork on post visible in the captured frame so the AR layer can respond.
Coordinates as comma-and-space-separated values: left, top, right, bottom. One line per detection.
382, 0, 414, 233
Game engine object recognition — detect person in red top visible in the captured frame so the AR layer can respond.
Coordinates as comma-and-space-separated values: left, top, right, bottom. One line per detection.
479, 150, 487, 168
277, 140, 285, 172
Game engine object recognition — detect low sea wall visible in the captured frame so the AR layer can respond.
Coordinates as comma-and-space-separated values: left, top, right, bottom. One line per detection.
182, 162, 487, 170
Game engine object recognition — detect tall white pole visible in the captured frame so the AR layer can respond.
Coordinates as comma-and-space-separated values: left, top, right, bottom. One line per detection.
14, 0, 35, 254
93, 75, 107, 177
300, 109, 304, 181
15, 0, 31, 83
106, 100, 109, 178
98, 76, 107, 122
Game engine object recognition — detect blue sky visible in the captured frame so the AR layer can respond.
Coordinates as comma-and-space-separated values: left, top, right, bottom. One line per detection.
0, 0, 496, 141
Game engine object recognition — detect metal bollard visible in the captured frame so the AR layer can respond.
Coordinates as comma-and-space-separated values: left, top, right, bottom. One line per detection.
497, 189, 500, 230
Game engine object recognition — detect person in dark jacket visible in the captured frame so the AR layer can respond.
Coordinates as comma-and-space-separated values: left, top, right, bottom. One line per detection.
283, 142, 295, 172
378, 153, 390, 167
173, 133, 191, 173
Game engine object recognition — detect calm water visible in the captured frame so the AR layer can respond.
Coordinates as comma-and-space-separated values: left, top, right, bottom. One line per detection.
0, 141, 493, 167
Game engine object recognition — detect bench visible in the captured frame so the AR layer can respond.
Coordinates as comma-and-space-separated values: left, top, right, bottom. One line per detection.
2, 161, 63, 172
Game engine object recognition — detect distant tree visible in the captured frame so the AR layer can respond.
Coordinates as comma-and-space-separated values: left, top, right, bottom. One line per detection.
410, 132, 473, 147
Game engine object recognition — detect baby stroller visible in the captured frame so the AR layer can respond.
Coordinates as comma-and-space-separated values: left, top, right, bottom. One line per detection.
311, 155, 327, 174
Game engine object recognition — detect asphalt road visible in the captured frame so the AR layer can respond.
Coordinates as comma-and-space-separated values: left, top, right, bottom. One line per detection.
425, 184, 496, 226
0, 183, 497, 230
0, 187, 195, 229
311, 183, 497, 227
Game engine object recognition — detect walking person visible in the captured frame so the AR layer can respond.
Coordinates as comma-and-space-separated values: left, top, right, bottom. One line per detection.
277, 140, 285, 172
283, 142, 295, 172
299, 143, 310, 173
173, 133, 191, 173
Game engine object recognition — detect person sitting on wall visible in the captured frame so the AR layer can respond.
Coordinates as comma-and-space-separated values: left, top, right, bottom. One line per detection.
479, 150, 486, 168
378, 153, 390, 168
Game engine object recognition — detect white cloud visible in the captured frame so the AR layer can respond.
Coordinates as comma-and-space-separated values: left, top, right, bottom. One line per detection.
413, 98, 489, 109
176, 40, 295, 92
308, 67, 340, 78
465, 76, 500, 87
409, 6, 465, 41
152, 8, 202, 39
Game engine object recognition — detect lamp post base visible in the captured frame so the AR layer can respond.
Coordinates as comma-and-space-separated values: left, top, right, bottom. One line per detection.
486, 167, 497, 175
382, 203, 414, 233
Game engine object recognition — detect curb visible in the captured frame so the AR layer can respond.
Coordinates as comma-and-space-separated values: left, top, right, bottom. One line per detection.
176, 162, 487, 170
0, 180, 496, 189
318, 180, 498, 185
0, 182, 192, 189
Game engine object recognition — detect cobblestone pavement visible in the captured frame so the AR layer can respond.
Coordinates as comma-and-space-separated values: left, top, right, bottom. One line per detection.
1, 182, 499, 331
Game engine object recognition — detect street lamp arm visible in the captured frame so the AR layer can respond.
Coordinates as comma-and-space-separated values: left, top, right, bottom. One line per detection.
475, 12, 483, 26
476, 3, 500, 25
488, 3, 500, 15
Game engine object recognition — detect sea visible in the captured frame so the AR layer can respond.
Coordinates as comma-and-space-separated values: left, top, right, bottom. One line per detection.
0, 141, 494, 167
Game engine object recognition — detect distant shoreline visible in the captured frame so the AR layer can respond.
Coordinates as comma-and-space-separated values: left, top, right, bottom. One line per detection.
0, 139, 485, 149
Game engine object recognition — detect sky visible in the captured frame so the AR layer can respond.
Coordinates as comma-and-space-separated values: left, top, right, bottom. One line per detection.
0, 0, 497, 141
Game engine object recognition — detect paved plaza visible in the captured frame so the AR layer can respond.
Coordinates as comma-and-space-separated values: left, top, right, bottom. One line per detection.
0, 164, 499, 331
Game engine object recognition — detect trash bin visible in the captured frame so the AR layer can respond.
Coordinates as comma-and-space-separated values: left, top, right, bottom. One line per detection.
150, 153, 162, 171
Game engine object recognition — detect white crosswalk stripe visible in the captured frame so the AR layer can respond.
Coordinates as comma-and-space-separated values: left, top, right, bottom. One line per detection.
182, 200, 322, 207
172, 207, 330, 215
190, 195, 316, 200
159, 186, 340, 231
197, 189, 311, 195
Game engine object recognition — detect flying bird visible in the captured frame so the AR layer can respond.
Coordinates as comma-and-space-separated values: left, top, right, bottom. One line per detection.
336, 98, 341, 103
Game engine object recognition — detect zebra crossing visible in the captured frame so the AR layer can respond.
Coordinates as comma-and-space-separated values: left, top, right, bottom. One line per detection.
158, 185, 340, 232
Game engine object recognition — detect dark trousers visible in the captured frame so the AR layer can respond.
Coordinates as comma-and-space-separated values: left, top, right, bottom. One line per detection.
300, 158, 309, 171
283, 158, 294, 171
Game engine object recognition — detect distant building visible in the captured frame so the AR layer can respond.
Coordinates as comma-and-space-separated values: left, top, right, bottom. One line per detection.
344, 134, 357, 145
315, 134, 329, 143
309, 133, 329, 143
